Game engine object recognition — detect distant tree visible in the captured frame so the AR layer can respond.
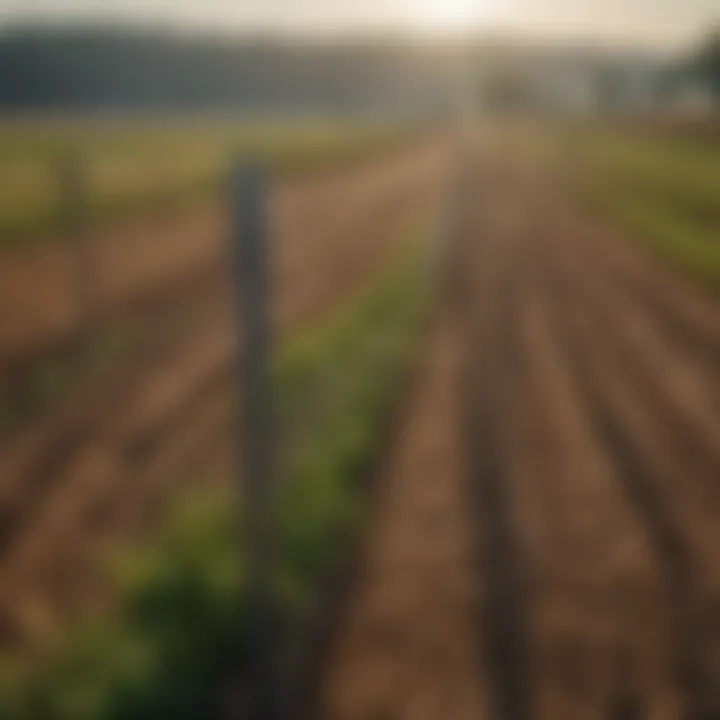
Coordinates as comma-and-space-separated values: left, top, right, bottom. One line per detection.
480, 69, 541, 114
593, 65, 627, 111
689, 27, 720, 97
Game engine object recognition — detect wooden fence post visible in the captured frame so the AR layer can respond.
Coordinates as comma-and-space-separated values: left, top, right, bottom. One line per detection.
59, 151, 97, 367
231, 161, 283, 719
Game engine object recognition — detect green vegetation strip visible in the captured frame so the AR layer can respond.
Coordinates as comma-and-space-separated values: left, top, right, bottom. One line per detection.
0, 233, 435, 719
582, 133, 720, 219
0, 123, 424, 246
568, 129, 720, 286
0, 326, 143, 438
583, 181, 720, 285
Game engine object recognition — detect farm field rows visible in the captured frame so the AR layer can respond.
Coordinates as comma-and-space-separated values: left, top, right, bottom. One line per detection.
319, 273, 488, 719
461, 132, 720, 718
0, 134, 451, 660
2, 117, 719, 718
568, 125, 720, 285
0, 135, 444, 432
0, 120, 417, 243
1, 236, 436, 717
315, 123, 720, 719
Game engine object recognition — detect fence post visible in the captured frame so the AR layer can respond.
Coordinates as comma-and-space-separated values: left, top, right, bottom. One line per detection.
231, 161, 282, 719
59, 151, 97, 367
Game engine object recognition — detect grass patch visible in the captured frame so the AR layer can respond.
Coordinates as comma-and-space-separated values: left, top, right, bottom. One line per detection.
0, 122, 424, 247
584, 181, 720, 285
566, 127, 720, 286
0, 232, 435, 718
0, 327, 142, 438
581, 132, 720, 222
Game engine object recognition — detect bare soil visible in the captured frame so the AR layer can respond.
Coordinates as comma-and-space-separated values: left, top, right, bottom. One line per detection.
0, 140, 452, 649
319, 306, 487, 720
317, 127, 720, 719
0, 138, 446, 365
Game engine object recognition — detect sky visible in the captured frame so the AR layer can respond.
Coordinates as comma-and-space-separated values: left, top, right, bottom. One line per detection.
0, 0, 717, 49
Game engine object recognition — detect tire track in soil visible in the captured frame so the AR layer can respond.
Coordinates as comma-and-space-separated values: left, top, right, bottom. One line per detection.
517, 271, 680, 720
568, 267, 719, 465
544, 213, 720, 522
318, 295, 487, 717
462, 229, 531, 720
542, 232, 720, 719
478, 142, 720, 717
462, 212, 671, 720
547, 202, 720, 411
571, 219, 720, 368
461, 146, 690, 719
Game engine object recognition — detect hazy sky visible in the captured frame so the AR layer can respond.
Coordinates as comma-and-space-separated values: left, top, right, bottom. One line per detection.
0, 0, 717, 48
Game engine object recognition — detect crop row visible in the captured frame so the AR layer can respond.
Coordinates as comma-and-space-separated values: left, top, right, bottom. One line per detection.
0, 122, 418, 245
0, 234, 434, 719
568, 128, 720, 285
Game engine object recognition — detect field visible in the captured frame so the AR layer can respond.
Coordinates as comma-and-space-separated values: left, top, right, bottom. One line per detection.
568, 124, 720, 284
0, 121, 451, 709
0, 120, 418, 244
319, 121, 720, 719
1, 116, 720, 718
0, 123, 438, 432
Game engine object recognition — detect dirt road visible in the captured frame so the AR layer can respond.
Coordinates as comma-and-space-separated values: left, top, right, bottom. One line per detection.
318, 132, 720, 719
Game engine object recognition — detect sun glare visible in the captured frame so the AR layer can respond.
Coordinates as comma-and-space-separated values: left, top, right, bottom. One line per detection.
414, 0, 483, 31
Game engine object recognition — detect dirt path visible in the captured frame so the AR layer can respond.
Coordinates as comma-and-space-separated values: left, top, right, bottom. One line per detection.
319, 302, 487, 719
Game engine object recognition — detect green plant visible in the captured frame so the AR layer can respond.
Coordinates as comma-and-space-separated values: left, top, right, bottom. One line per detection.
0, 123, 423, 247
0, 234, 434, 718
567, 127, 720, 285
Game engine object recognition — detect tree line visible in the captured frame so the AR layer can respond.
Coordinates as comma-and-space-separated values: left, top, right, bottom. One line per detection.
0, 25, 716, 113
0, 28, 466, 113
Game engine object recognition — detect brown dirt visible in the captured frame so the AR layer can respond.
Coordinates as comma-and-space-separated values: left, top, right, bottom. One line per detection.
5, 120, 720, 718
317, 125, 720, 719
465, 141, 720, 719
319, 306, 487, 720
0, 137, 445, 365
0, 140, 452, 649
